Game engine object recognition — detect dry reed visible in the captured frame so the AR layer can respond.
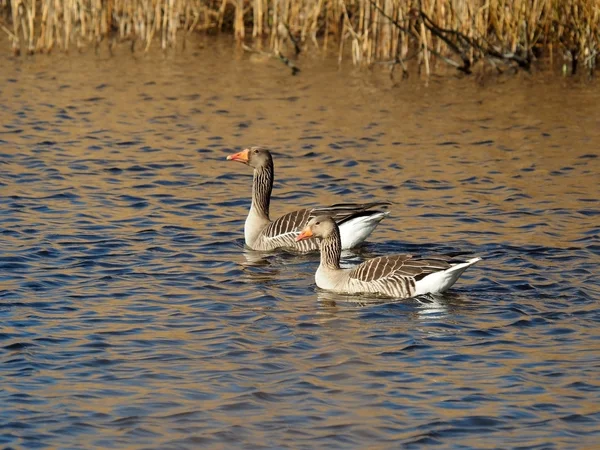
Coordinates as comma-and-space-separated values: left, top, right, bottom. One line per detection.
1, 0, 599, 75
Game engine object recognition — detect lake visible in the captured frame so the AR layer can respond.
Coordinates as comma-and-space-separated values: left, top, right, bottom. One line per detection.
1, 38, 599, 449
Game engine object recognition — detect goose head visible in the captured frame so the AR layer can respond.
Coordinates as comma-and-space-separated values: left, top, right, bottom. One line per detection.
296, 215, 336, 241
226, 146, 273, 169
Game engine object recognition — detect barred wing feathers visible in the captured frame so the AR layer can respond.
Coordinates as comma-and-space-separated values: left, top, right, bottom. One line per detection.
310, 201, 391, 224
258, 202, 391, 251
347, 255, 454, 298
260, 208, 314, 250
350, 255, 452, 282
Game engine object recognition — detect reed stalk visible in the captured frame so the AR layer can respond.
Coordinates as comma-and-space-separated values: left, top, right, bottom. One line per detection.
1, 0, 599, 76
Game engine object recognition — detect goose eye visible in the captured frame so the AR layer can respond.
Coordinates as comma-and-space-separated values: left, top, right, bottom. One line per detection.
253, 149, 259, 154
315, 221, 320, 225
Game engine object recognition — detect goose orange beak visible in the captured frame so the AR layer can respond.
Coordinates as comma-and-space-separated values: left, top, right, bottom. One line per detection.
226, 148, 249, 163
296, 227, 314, 242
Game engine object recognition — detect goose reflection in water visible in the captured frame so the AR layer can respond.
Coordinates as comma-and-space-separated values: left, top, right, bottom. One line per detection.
239, 249, 284, 284
313, 289, 476, 322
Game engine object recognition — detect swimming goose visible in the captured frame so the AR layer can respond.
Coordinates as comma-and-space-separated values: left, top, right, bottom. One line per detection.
296, 215, 481, 298
227, 147, 390, 252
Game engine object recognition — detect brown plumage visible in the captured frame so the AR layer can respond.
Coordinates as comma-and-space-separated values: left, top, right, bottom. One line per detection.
296, 215, 482, 298
226, 146, 390, 252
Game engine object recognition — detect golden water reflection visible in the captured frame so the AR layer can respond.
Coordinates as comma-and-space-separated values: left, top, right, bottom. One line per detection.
1, 37, 598, 448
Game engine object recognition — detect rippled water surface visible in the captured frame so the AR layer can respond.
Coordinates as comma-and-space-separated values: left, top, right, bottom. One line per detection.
1, 42, 599, 449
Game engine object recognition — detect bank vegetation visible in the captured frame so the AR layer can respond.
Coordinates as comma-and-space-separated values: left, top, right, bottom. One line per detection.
1, 0, 598, 76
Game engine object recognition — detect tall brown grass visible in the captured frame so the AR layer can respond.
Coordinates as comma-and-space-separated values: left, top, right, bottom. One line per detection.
1, 0, 599, 75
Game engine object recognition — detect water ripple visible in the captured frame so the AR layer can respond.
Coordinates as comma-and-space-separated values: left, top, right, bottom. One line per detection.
1, 50, 599, 449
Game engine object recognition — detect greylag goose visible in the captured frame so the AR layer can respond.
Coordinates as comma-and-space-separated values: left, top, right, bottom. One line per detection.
296, 215, 481, 298
226, 147, 390, 252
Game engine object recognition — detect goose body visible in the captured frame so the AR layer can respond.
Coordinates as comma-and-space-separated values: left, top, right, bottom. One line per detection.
297, 216, 481, 298
227, 147, 390, 252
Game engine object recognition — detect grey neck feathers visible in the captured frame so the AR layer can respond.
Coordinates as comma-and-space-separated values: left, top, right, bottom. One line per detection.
252, 162, 273, 220
320, 223, 341, 270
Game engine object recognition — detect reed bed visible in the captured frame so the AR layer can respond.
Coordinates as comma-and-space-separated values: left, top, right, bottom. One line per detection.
1, 0, 599, 75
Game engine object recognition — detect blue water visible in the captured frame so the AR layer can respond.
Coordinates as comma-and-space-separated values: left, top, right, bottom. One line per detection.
1, 48, 599, 449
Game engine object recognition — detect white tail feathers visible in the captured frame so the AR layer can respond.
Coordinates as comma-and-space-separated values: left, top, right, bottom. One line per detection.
414, 256, 482, 296
338, 211, 390, 250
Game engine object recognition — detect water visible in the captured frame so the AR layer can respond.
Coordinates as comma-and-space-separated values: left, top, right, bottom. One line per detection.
1, 41, 599, 449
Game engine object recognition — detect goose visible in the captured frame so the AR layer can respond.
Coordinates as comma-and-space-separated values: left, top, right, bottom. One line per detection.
226, 146, 390, 252
296, 215, 481, 298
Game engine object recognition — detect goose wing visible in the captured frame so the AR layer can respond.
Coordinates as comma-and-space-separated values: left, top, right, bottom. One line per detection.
261, 208, 312, 244
262, 201, 392, 241
260, 202, 391, 250
310, 201, 391, 225
349, 255, 452, 282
